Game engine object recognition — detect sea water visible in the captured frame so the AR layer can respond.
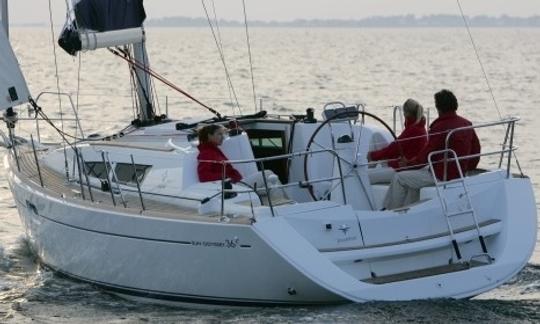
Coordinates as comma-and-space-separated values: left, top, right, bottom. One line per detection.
0, 27, 539, 323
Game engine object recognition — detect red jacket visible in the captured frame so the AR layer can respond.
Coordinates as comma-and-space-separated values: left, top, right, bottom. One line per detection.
408, 111, 481, 181
197, 143, 243, 183
370, 117, 428, 169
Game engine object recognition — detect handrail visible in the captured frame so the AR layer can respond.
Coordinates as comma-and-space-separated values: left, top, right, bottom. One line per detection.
199, 148, 340, 165
444, 117, 519, 180
200, 148, 348, 216
426, 148, 488, 259
444, 117, 519, 149
105, 152, 128, 208
34, 91, 86, 140
198, 115, 521, 216
13, 107, 522, 215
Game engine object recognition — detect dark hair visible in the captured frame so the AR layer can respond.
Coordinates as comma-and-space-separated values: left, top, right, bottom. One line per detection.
198, 125, 223, 144
434, 89, 458, 113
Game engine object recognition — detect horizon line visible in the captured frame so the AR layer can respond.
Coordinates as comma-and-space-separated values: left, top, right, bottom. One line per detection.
10, 14, 540, 27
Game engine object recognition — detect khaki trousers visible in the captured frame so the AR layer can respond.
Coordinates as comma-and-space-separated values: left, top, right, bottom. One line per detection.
383, 168, 435, 210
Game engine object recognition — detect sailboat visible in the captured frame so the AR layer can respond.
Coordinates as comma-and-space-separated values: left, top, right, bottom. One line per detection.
0, 0, 537, 306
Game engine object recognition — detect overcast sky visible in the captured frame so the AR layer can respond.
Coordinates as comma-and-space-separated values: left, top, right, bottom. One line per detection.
4, 0, 540, 24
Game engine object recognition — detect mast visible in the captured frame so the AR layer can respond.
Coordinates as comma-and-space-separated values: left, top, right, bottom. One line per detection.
133, 39, 155, 124
59, 0, 155, 125
1, 0, 8, 38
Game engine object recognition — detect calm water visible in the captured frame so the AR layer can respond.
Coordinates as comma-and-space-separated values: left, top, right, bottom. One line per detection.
0, 27, 539, 323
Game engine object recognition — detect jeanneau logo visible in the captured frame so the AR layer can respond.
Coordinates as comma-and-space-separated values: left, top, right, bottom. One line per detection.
338, 224, 351, 235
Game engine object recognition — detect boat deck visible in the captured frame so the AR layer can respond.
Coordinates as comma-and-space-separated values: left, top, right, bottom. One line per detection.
14, 148, 251, 225
12, 147, 506, 287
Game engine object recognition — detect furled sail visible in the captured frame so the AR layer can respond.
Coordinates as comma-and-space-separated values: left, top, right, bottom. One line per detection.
59, 0, 146, 56
73, 0, 146, 32
0, 28, 30, 110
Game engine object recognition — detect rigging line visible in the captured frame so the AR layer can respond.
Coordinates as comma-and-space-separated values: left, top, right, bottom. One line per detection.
34, 104, 126, 143
210, 0, 237, 114
30, 99, 83, 145
456, 0, 503, 120
122, 48, 154, 119
48, 0, 69, 179
204, 0, 243, 114
201, 0, 243, 115
152, 74, 161, 116
75, 52, 83, 140
242, 0, 258, 112
457, 0, 523, 174
140, 32, 157, 117
126, 45, 140, 120
110, 48, 223, 119
30, 97, 139, 143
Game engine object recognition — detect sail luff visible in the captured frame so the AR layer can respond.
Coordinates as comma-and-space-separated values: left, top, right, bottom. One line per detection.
0, 2, 31, 111
1, 0, 8, 37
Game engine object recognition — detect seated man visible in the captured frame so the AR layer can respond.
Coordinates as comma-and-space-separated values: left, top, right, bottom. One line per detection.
367, 98, 428, 183
383, 89, 481, 210
197, 124, 243, 183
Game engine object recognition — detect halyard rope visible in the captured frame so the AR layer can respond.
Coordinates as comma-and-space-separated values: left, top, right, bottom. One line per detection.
48, 0, 69, 179
456, 0, 523, 175
242, 0, 258, 112
201, 0, 243, 115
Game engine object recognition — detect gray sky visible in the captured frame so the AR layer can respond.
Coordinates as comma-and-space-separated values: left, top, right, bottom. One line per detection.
5, 0, 540, 24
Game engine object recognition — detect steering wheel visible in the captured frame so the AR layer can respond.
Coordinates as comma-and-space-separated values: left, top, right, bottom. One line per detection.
303, 110, 397, 201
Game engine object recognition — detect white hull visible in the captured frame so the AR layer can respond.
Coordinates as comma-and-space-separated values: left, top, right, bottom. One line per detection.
8, 170, 342, 306
1, 0, 537, 308
254, 178, 537, 301
7, 151, 537, 305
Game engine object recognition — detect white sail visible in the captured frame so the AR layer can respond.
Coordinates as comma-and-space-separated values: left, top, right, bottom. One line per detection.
0, 28, 30, 111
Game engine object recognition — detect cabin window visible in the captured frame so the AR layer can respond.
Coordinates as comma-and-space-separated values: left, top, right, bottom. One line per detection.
250, 137, 284, 149
84, 162, 111, 180
84, 162, 151, 185
114, 163, 151, 185
246, 129, 288, 183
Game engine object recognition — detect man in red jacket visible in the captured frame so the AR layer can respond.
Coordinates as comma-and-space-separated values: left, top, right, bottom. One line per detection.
383, 89, 481, 210
197, 125, 243, 183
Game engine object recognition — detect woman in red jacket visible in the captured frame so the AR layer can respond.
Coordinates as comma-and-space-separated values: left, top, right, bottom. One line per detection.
197, 124, 243, 183
368, 99, 428, 183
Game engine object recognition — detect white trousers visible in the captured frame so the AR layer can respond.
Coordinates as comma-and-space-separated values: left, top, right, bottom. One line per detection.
383, 168, 435, 210
242, 170, 280, 189
241, 171, 287, 201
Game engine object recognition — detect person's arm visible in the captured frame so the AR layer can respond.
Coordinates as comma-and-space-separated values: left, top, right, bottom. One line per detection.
369, 128, 414, 162
369, 141, 400, 162
226, 165, 243, 183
